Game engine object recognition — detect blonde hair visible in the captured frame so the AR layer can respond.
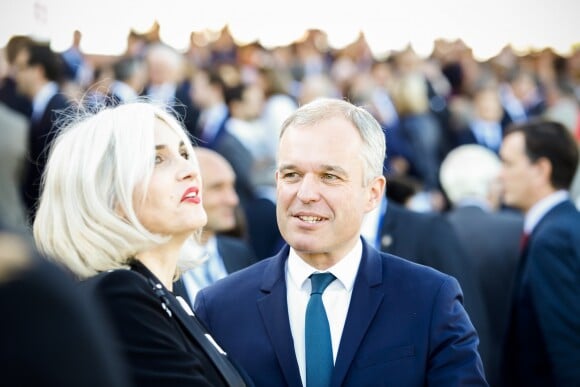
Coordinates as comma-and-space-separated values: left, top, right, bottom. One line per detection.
391, 73, 430, 116
33, 101, 202, 278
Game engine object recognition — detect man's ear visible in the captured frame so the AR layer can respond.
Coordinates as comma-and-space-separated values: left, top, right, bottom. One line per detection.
534, 157, 553, 186
366, 176, 386, 212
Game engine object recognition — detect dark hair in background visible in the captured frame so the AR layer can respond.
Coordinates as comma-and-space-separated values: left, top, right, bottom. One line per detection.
5, 35, 33, 64
505, 119, 579, 190
24, 41, 64, 83
112, 57, 143, 82
224, 83, 245, 107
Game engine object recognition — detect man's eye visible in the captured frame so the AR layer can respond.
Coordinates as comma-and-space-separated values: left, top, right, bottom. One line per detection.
155, 155, 163, 164
322, 173, 338, 181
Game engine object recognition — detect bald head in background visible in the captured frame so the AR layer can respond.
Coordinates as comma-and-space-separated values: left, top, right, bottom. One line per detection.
195, 147, 240, 242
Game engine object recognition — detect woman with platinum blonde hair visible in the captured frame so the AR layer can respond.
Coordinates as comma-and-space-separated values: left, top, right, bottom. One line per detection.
34, 102, 247, 386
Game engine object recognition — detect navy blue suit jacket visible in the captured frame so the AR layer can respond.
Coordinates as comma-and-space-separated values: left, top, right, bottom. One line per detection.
195, 239, 487, 386
379, 201, 491, 356
502, 200, 580, 386
23, 92, 70, 217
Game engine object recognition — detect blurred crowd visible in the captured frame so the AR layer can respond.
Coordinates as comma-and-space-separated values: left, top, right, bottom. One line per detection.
1, 25, 579, 387
2, 27, 579, 228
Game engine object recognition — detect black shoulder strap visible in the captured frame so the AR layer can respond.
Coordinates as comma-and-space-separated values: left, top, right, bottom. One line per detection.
146, 278, 246, 387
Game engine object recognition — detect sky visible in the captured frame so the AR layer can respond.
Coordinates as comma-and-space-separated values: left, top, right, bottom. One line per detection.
0, 0, 578, 60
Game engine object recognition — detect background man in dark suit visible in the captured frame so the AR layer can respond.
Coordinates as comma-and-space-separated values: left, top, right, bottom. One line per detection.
0, 35, 33, 118
144, 43, 199, 138
195, 98, 486, 386
12, 40, 71, 219
177, 147, 256, 306
109, 56, 147, 104
499, 119, 580, 386
439, 144, 523, 387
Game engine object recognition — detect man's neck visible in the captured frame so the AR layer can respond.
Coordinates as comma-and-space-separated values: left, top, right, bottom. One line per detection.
30, 79, 50, 100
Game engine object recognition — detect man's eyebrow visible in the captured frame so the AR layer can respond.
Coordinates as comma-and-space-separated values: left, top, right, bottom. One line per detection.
278, 164, 347, 175
320, 164, 347, 175
278, 163, 297, 170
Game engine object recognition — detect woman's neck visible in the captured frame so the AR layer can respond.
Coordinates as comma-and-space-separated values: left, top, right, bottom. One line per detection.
135, 241, 182, 291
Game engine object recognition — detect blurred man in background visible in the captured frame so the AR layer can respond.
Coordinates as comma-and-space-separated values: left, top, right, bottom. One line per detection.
499, 119, 580, 386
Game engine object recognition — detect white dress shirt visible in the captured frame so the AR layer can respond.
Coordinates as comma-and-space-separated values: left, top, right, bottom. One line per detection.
31, 82, 58, 123
470, 119, 503, 152
146, 82, 176, 105
110, 81, 139, 102
199, 103, 228, 142
286, 239, 362, 387
360, 196, 387, 249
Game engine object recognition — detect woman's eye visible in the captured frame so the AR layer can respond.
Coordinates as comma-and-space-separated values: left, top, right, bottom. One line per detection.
155, 155, 163, 164
180, 151, 190, 160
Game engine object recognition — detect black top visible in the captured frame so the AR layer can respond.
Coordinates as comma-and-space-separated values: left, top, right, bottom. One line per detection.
81, 260, 247, 387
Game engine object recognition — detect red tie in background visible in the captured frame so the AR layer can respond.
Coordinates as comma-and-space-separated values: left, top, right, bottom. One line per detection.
519, 232, 530, 252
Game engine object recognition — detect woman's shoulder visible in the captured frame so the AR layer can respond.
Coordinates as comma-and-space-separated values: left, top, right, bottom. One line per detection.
80, 268, 153, 302
83, 268, 143, 286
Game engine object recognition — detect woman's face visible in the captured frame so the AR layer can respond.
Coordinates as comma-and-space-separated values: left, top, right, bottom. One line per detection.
133, 119, 207, 239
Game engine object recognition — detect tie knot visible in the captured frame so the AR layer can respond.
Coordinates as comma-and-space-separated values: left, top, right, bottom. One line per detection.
309, 273, 336, 295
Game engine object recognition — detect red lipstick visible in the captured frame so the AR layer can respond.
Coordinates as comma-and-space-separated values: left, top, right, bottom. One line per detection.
181, 187, 201, 204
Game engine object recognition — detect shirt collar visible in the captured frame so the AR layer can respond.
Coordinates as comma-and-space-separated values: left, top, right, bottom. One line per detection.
32, 81, 58, 121
147, 83, 176, 104
524, 190, 568, 233
111, 81, 138, 102
202, 103, 228, 141
204, 235, 219, 258
456, 197, 491, 211
287, 238, 362, 292
360, 196, 387, 249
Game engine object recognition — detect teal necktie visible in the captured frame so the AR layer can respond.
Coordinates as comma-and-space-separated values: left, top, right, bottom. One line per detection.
305, 272, 336, 387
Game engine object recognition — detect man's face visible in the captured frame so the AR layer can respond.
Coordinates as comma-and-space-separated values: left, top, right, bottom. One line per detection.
13, 49, 36, 98
276, 116, 383, 264
198, 153, 239, 233
499, 131, 538, 212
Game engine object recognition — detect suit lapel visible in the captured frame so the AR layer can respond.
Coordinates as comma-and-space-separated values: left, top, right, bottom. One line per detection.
517, 200, 573, 282
256, 246, 302, 387
332, 241, 384, 387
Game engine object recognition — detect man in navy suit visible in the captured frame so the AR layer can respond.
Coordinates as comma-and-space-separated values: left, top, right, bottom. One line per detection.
195, 98, 486, 386
499, 119, 580, 386
12, 41, 71, 220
